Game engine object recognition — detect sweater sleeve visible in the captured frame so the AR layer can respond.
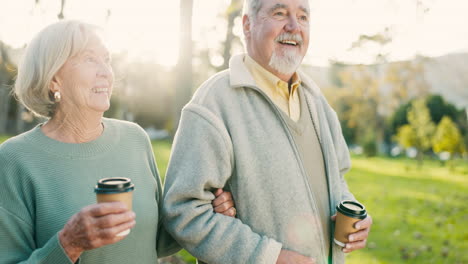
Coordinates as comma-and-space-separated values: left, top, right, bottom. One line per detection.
0, 154, 76, 264
162, 105, 282, 264
140, 132, 182, 257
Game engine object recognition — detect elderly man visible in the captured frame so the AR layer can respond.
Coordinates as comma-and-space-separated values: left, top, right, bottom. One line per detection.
162, 0, 372, 263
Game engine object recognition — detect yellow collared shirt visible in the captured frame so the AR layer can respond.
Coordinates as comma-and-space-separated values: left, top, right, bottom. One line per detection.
244, 55, 301, 122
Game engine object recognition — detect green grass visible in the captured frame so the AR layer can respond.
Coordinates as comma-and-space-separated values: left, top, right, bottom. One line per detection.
0, 134, 12, 143
152, 140, 172, 179
344, 156, 467, 264
152, 143, 468, 264
2, 136, 467, 263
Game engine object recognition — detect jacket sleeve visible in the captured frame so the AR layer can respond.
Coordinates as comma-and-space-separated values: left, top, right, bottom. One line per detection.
0, 153, 77, 264
326, 100, 356, 202
162, 105, 282, 264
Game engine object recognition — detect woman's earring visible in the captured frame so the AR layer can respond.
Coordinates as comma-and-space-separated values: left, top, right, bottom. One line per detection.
54, 91, 61, 102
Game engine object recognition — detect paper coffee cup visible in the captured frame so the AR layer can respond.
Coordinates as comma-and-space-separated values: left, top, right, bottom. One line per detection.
94, 177, 135, 236
333, 200, 367, 247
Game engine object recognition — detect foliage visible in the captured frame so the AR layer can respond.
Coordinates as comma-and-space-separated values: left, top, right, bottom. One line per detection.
394, 99, 435, 164
432, 116, 466, 155
394, 124, 415, 148
362, 130, 378, 157
390, 94, 466, 136
407, 99, 436, 152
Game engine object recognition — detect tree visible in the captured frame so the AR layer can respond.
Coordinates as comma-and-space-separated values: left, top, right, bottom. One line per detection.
333, 65, 382, 155
384, 57, 429, 113
433, 116, 465, 156
173, 0, 194, 134
395, 98, 435, 165
390, 95, 466, 136
395, 124, 416, 149
218, 0, 242, 71
0, 41, 15, 134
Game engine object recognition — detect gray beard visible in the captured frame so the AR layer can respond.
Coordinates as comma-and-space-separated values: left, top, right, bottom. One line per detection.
268, 48, 302, 75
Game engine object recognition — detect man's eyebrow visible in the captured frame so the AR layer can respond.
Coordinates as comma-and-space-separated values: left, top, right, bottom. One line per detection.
268, 3, 288, 13
267, 3, 309, 15
299, 6, 309, 15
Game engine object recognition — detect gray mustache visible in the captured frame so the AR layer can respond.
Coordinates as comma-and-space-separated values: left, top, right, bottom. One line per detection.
275, 33, 303, 45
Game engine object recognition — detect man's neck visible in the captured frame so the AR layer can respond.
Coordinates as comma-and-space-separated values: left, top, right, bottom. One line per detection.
248, 54, 294, 83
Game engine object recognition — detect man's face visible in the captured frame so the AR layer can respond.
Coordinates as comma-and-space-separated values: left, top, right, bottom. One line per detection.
244, 0, 310, 79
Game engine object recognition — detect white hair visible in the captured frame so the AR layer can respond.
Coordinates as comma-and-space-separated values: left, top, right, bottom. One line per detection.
269, 32, 304, 75
14, 20, 97, 118
243, 0, 262, 18
269, 48, 303, 75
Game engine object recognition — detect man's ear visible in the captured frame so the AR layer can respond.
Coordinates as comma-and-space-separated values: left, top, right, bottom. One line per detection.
242, 14, 251, 38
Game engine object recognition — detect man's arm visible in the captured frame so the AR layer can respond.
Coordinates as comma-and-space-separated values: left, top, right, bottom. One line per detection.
162, 105, 282, 264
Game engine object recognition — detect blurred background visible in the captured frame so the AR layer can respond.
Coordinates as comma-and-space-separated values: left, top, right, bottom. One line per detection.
0, 0, 467, 263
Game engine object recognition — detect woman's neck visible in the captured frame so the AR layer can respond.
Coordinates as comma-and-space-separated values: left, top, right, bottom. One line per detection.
42, 111, 104, 143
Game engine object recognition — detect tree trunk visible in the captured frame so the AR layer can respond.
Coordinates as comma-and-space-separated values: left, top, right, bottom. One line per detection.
15, 104, 26, 134
417, 150, 424, 168
0, 42, 11, 134
219, 0, 241, 71
173, 0, 193, 135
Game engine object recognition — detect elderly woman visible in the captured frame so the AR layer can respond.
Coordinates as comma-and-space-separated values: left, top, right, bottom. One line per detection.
0, 20, 236, 263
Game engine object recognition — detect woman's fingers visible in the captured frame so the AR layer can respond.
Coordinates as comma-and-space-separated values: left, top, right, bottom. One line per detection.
87, 202, 129, 217
60, 202, 134, 252
222, 207, 236, 217
212, 190, 231, 207
214, 200, 234, 213
212, 190, 236, 217
94, 211, 135, 229
214, 188, 223, 197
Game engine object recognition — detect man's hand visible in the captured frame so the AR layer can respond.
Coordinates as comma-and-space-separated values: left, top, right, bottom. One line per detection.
331, 214, 373, 253
276, 249, 316, 264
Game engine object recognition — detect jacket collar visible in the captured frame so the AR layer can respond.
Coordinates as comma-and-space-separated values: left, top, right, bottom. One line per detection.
228, 53, 322, 97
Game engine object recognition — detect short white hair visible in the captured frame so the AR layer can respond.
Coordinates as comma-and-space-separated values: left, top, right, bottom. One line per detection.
243, 0, 263, 18
14, 20, 97, 118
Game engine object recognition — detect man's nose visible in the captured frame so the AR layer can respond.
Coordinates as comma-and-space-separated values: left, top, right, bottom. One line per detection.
285, 15, 300, 33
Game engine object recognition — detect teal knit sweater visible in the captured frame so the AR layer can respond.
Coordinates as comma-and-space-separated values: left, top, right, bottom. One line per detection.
0, 118, 179, 263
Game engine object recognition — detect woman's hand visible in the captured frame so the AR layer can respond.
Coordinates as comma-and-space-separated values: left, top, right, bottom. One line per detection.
58, 202, 136, 262
212, 188, 236, 217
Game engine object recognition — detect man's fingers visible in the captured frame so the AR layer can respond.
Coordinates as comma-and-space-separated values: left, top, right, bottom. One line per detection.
343, 239, 367, 253
214, 200, 234, 213
354, 214, 372, 230
348, 228, 370, 242
87, 202, 129, 217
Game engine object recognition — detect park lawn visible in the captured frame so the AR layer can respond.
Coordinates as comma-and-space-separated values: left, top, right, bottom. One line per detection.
344, 156, 467, 264
1, 136, 466, 263
0, 134, 11, 144
152, 141, 467, 264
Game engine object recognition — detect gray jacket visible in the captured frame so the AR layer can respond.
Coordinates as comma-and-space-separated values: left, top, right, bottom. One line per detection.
163, 54, 355, 264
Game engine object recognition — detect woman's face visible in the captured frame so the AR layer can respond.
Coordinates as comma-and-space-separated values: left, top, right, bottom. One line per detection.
54, 32, 114, 117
